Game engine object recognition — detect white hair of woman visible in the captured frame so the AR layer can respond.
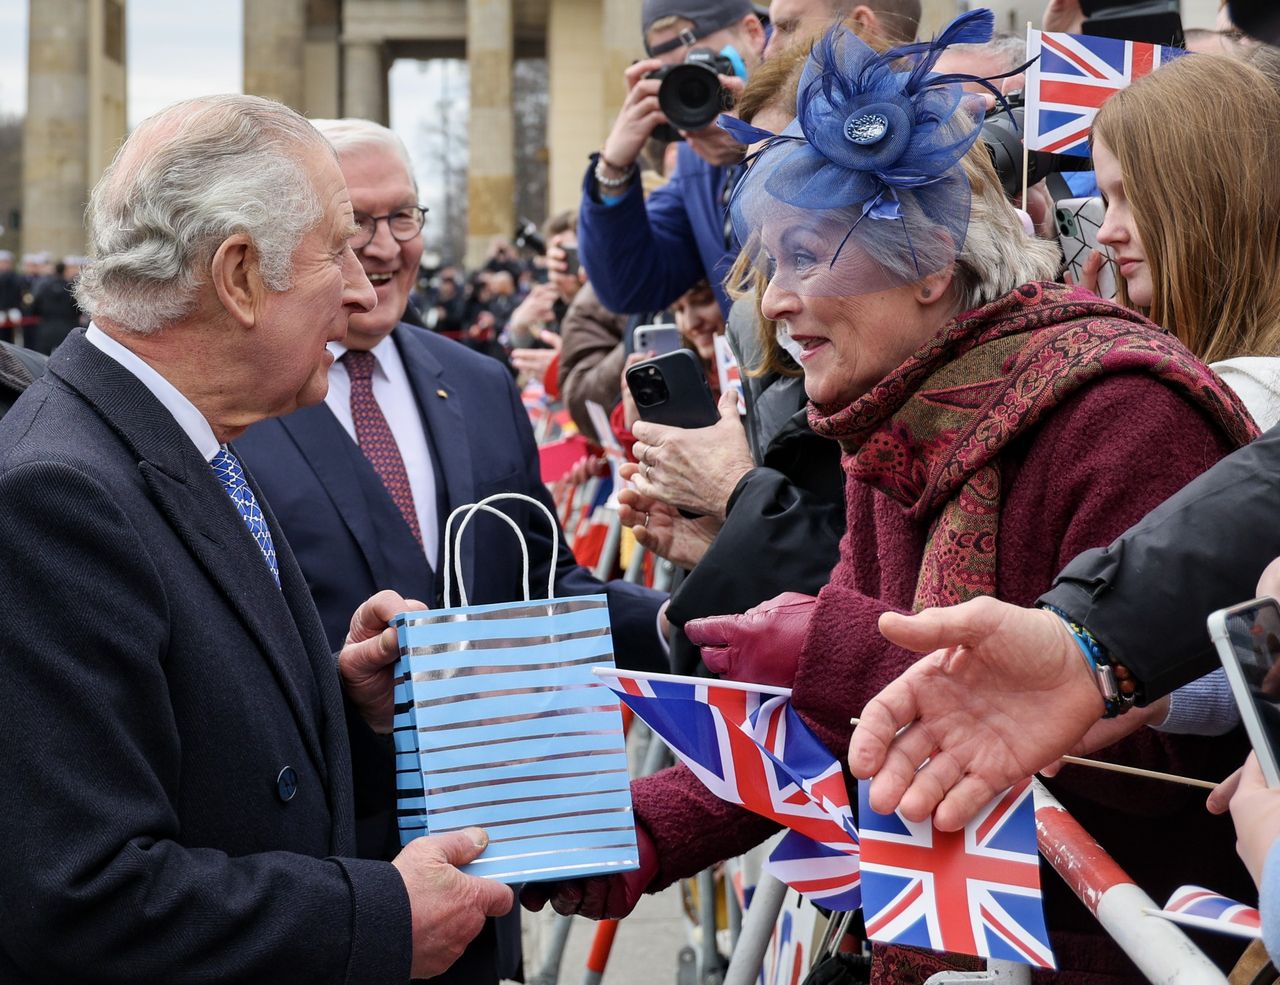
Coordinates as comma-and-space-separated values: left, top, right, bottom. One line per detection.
76, 93, 330, 336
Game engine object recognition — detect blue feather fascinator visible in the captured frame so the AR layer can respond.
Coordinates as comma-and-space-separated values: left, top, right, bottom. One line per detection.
725, 9, 1005, 297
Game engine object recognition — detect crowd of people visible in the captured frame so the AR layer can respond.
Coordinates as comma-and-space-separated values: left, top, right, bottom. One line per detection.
5, 0, 1280, 982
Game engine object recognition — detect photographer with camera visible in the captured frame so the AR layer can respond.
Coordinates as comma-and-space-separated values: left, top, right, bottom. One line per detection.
578, 0, 766, 318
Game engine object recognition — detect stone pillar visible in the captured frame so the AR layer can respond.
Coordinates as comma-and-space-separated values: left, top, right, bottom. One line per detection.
23, 0, 127, 260
342, 40, 388, 124
547, 0, 602, 217
243, 0, 307, 111
465, 0, 515, 268
601, 0, 640, 127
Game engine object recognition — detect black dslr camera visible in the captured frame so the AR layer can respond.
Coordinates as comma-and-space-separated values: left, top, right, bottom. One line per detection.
980, 91, 1092, 201
513, 217, 546, 255
647, 48, 738, 142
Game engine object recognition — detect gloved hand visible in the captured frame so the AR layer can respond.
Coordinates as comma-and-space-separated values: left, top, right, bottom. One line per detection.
519, 820, 659, 919
684, 592, 817, 688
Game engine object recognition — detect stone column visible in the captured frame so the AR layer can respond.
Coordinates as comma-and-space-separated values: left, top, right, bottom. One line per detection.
465, 0, 515, 268
23, 0, 126, 260
342, 41, 388, 124
601, 0, 640, 127
547, 0, 602, 216
243, 0, 308, 111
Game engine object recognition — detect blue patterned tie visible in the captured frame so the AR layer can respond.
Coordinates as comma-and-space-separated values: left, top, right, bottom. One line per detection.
211, 448, 280, 587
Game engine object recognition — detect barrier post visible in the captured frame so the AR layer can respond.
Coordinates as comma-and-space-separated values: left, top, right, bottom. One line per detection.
722, 874, 790, 985
1031, 778, 1229, 985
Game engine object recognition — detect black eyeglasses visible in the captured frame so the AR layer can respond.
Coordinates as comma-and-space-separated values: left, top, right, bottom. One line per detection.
352, 205, 429, 249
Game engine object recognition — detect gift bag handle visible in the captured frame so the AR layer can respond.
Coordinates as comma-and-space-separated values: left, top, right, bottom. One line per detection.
442, 492, 560, 609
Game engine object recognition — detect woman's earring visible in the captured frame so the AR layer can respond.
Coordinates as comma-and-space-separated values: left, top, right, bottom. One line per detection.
921, 287, 932, 299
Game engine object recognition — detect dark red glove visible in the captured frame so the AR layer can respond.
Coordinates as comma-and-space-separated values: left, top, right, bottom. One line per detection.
519, 820, 659, 919
684, 592, 817, 688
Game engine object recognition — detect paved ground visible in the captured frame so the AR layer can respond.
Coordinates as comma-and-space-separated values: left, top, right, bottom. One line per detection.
518, 883, 692, 984
514, 722, 697, 985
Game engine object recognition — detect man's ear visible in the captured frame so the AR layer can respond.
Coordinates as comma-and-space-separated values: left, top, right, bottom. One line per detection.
846, 5, 881, 39
210, 233, 261, 329
740, 12, 767, 57
915, 267, 955, 307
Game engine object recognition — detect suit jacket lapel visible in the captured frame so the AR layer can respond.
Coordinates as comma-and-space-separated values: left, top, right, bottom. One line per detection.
49, 332, 329, 779
394, 325, 477, 603
278, 404, 396, 589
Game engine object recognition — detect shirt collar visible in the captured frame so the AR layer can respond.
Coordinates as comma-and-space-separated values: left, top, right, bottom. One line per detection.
85, 323, 222, 462
327, 333, 402, 377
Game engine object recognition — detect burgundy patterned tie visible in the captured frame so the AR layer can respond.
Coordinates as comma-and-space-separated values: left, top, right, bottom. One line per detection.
342, 349, 423, 547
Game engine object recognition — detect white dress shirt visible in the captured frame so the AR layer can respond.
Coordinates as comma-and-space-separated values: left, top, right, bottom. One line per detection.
86, 324, 221, 463
325, 336, 439, 567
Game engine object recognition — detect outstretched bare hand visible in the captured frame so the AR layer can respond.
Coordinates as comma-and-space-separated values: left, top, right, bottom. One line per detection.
849, 597, 1103, 830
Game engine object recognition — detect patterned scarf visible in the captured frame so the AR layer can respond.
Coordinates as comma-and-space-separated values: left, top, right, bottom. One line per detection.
811, 282, 1257, 982
808, 281, 1258, 612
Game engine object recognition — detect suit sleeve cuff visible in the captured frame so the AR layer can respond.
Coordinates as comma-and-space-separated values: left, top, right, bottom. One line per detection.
334, 856, 413, 985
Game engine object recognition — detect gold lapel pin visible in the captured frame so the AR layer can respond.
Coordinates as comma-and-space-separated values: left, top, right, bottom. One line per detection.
436, 389, 448, 399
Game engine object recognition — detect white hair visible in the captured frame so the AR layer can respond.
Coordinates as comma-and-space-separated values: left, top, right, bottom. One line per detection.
76, 94, 329, 335
309, 118, 418, 191
943, 33, 1028, 75
951, 145, 1061, 311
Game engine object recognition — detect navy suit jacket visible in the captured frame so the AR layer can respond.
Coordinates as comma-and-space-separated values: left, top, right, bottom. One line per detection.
236, 323, 666, 665
0, 330, 411, 983
236, 323, 666, 983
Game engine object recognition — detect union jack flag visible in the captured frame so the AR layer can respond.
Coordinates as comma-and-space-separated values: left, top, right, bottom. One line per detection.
594, 668, 861, 910
1024, 29, 1185, 157
1156, 886, 1262, 940
858, 778, 1055, 968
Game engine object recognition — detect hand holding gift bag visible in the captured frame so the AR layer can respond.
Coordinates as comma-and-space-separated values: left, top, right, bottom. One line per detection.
392, 493, 640, 883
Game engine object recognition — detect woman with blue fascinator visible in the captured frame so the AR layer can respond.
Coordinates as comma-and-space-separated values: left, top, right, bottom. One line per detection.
525, 12, 1258, 979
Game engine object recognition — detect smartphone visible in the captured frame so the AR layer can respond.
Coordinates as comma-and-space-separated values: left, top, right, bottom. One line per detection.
632, 323, 683, 357
1207, 597, 1280, 787
563, 246, 580, 278
625, 350, 719, 429
1055, 197, 1117, 302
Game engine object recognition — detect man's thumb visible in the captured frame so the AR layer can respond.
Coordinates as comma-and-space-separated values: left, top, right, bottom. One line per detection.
432, 826, 490, 867
718, 388, 741, 419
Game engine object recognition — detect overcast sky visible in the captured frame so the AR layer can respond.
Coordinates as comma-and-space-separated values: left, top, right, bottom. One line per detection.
1, 0, 244, 123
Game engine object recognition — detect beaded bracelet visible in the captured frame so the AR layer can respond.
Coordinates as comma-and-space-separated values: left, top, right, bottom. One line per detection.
593, 156, 637, 190
1042, 604, 1140, 718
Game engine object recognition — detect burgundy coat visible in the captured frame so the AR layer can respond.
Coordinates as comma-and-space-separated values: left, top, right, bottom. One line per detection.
632, 372, 1253, 982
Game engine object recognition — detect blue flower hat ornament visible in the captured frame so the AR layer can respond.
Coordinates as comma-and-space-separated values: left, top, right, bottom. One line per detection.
721, 8, 1018, 299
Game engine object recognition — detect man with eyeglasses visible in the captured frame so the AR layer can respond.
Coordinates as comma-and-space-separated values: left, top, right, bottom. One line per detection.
235, 118, 669, 985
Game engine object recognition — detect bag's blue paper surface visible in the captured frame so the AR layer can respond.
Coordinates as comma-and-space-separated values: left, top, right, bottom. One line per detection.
392, 594, 639, 883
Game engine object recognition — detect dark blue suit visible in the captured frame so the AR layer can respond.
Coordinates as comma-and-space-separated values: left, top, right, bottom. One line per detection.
0, 330, 411, 982
236, 322, 666, 983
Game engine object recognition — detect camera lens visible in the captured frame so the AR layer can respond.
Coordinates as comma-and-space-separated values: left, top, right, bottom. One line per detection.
631, 368, 668, 408
658, 63, 724, 131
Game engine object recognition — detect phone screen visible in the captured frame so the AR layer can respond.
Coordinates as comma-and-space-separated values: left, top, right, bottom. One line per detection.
1225, 601, 1280, 753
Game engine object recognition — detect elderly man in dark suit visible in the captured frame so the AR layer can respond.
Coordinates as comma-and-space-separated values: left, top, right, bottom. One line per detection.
0, 94, 512, 983
235, 117, 669, 985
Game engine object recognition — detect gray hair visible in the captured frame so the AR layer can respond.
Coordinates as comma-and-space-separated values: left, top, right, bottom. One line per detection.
76, 93, 329, 335
942, 32, 1028, 75
309, 118, 418, 191
951, 145, 1061, 311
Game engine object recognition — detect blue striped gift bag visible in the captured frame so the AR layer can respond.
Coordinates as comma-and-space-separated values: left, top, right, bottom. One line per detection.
391, 493, 639, 884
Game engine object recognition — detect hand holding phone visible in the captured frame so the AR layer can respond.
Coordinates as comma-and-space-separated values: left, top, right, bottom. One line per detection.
1208, 597, 1280, 787
624, 350, 719, 430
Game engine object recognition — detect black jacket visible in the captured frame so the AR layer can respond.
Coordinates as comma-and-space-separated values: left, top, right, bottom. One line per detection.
1041, 425, 1280, 700
0, 341, 45, 418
